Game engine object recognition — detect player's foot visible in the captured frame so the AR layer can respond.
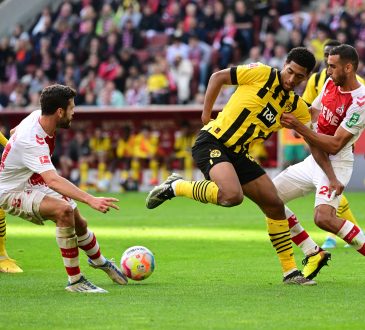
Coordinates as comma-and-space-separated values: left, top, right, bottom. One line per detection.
65, 276, 108, 293
283, 270, 317, 285
0, 257, 23, 273
302, 249, 331, 279
88, 258, 128, 285
146, 173, 183, 209
321, 237, 336, 249
344, 243, 351, 248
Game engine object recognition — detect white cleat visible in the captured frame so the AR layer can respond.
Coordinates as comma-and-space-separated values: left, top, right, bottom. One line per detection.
65, 276, 108, 293
88, 258, 128, 285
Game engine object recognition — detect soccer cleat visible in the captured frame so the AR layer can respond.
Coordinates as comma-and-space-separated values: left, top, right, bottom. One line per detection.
302, 249, 331, 279
88, 258, 128, 285
65, 276, 108, 293
146, 173, 183, 209
283, 270, 317, 285
0, 257, 23, 273
321, 237, 337, 249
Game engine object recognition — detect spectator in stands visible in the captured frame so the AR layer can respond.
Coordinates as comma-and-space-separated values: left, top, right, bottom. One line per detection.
60, 131, 92, 184
268, 43, 287, 69
166, 31, 189, 65
98, 54, 122, 81
97, 80, 125, 106
139, 3, 164, 38
161, 0, 182, 35
120, 19, 144, 49
125, 76, 149, 106
119, 4, 142, 30
0, 82, 9, 109
234, 0, 254, 57
96, 3, 118, 37
243, 46, 265, 64
212, 11, 237, 69
173, 121, 196, 180
8, 83, 28, 108
188, 33, 212, 93
169, 53, 194, 104
79, 68, 103, 100
147, 60, 169, 104
53, 1, 78, 32
32, 6, 52, 37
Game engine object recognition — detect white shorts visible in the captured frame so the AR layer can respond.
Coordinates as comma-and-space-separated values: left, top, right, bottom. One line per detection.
0, 185, 77, 225
273, 155, 353, 209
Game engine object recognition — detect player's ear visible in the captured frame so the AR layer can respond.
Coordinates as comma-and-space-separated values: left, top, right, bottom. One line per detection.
56, 107, 64, 118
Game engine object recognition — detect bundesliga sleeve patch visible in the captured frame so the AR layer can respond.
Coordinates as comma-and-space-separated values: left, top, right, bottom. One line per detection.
346, 113, 360, 128
39, 155, 51, 164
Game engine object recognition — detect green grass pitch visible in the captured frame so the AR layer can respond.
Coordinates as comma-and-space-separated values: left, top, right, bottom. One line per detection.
1, 192, 365, 329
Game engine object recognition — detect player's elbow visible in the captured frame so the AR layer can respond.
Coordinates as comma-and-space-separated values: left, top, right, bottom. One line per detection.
327, 142, 343, 155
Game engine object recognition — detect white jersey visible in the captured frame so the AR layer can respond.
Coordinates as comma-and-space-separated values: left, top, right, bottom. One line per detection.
0, 110, 56, 194
312, 78, 365, 162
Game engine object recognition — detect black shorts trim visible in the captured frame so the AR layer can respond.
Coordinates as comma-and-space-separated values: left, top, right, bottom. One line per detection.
192, 131, 265, 185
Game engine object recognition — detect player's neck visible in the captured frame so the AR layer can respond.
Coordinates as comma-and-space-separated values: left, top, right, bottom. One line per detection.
340, 77, 361, 92
39, 116, 56, 136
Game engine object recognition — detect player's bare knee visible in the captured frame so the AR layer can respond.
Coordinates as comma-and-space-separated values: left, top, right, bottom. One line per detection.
314, 209, 330, 231
54, 203, 74, 225
218, 190, 243, 207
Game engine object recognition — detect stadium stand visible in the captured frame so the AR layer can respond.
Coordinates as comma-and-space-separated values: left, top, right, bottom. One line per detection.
1, 0, 365, 190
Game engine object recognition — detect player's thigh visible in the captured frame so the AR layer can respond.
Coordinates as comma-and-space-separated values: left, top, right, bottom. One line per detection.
314, 163, 353, 209
209, 161, 242, 196
0, 190, 46, 225
242, 173, 285, 219
273, 156, 314, 203
39, 195, 74, 223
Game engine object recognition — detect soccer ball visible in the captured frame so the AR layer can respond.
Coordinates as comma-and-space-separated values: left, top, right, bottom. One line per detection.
120, 246, 155, 281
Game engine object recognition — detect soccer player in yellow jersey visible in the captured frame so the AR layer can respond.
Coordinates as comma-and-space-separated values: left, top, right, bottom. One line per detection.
0, 131, 23, 273
302, 40, 364, 249
147, 47, 331, 285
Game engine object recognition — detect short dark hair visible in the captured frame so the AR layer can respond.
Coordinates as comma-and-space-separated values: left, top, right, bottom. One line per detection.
40, 84, 76, 115
324, 39, 341, 48
286, 47, 316, 73
329, 44, 359, 71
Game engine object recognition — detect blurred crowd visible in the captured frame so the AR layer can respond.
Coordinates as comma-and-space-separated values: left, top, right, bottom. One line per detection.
1, 0, 365, 190
1, 0, 365, 109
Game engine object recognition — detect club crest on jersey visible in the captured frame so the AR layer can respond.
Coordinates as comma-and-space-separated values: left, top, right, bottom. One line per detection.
210, 149, 221, 158
336, 104, 344, 116
346, 113, 360, 128
257, 103, 278, 128
284, 103, 292, 112
39, 155, 50, 164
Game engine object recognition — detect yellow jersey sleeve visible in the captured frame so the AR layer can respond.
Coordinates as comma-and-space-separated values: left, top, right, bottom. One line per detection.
290, 98, 311, 126
0, 132, 8, 147
234, 63, 268, 86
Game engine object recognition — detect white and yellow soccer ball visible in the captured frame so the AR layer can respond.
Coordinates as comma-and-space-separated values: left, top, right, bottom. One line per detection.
121, 246, 155, 281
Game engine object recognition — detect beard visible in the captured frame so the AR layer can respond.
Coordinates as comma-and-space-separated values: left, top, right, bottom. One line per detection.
57, 118, 72, 129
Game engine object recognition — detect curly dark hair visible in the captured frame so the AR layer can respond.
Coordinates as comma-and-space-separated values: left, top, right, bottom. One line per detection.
40, 84, 76, 115
286, 47, 316, 74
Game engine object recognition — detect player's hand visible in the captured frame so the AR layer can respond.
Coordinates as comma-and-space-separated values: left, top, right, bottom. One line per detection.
201, 113, 211, 125
328, 178, 344, 200
280, 113, 300, 129
88, 196, 119, 213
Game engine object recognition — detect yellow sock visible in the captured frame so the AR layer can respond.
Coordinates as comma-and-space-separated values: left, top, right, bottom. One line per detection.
0, 209, 8, 257
79, 162, 89, 187
131, 159, 140, 181
337, 195, 360, 227
0, 132, 8, 147
266, 218, 296, 275
150, 159, 159, 181
97, 162, 106, 180
175, 180, 218, 204
184, 156, 193, 181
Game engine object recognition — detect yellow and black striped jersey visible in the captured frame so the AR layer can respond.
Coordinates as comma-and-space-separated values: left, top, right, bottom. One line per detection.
202, 63, 311, 153
302, 68, 365, 104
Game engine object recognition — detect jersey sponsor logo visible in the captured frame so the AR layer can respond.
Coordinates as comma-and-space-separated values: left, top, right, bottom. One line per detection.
346, 113, 360, 128
36, 134, 45, 145
210, 149, 221, 158
257, 103, 277, 128
39, 155, 50, 164
320, 104, 340, 126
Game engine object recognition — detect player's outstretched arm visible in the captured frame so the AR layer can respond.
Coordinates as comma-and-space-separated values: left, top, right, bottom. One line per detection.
281, 113, 353, 154
202, 68, 232, 125
40, 170, 119, 213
